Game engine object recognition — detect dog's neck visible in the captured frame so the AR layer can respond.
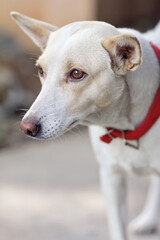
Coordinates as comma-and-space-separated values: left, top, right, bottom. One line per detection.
83, 36, 160, 130
126, 38, 160, 129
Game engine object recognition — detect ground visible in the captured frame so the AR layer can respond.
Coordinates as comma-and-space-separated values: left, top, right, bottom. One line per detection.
0, 127, 159, 240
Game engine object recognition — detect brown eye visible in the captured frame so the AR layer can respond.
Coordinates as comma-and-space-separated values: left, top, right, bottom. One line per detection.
37, 65, 44, 77
70, 69, 87, 81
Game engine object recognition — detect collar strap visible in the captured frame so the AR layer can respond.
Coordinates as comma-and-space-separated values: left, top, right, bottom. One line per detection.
100, 42, 160, 149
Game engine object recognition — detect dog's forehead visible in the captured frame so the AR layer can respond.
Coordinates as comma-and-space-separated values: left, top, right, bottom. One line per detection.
38, 21, 119, 72
47, 21, 119, 49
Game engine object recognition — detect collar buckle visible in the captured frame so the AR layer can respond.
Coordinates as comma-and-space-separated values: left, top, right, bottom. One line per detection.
121, 130, 139, 150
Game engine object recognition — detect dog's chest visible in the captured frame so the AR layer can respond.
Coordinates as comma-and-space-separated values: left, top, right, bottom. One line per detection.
89, 124, 160, 175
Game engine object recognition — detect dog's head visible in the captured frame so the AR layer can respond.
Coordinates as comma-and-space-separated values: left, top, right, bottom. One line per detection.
11, 12, 141, 139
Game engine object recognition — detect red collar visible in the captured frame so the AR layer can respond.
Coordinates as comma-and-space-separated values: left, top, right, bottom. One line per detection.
100, 42, 160, 149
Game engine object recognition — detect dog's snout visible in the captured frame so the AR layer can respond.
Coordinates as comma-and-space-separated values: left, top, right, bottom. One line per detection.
20, 120, 41, 137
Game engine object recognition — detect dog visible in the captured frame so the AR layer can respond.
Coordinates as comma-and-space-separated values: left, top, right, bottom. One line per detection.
11, 12, 160, 240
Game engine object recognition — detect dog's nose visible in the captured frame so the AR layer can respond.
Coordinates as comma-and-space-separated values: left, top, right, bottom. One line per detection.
20, 120, 41, 137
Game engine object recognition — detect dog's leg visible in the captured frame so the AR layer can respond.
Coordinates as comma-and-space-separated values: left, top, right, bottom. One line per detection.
100, 167, 127, 240
129, 175, 160, 234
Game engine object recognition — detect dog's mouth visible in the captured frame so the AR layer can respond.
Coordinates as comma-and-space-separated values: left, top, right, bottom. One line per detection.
68, 119, 79, 128
38, 119, 80, 139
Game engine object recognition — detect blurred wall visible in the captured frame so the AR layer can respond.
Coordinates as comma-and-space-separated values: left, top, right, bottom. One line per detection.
0, 0, 97, 51
98, 0, 160, 31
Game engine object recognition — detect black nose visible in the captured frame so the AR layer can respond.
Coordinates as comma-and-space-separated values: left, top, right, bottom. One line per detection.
20, 120, 41, 137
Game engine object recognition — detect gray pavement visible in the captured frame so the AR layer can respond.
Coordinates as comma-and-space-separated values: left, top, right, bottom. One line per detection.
0, 127, 159, 240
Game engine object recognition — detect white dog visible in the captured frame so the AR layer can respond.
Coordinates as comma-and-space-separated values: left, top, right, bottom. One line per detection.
11, 12, 160, 240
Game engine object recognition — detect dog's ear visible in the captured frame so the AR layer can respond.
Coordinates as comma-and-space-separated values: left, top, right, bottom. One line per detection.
102, 34, 141, 75
10, 12, 58, 51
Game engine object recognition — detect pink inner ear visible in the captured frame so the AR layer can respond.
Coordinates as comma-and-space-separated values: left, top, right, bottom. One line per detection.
117, 45, 135, 60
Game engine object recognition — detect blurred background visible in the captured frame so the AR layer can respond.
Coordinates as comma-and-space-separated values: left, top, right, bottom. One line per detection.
0, 0, 160, 240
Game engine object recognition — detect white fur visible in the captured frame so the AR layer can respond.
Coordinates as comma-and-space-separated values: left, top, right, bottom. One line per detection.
11, 12, 160, 240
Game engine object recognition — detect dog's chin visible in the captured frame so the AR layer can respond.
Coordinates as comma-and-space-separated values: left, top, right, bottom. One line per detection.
29, 119, 80, 140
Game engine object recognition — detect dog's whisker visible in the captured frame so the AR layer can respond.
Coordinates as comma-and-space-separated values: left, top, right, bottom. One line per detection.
67, 128, 80, 137
12, 120, 22, 128
27, 52, 39, 57
33, 73, 39, 78
16, 109, 28, 116
74, 125, 84, 137
16, 108, 28, 112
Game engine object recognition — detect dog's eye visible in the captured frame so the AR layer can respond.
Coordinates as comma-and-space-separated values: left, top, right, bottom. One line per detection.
69, 69, 87, 81
37, 65, 44, 77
